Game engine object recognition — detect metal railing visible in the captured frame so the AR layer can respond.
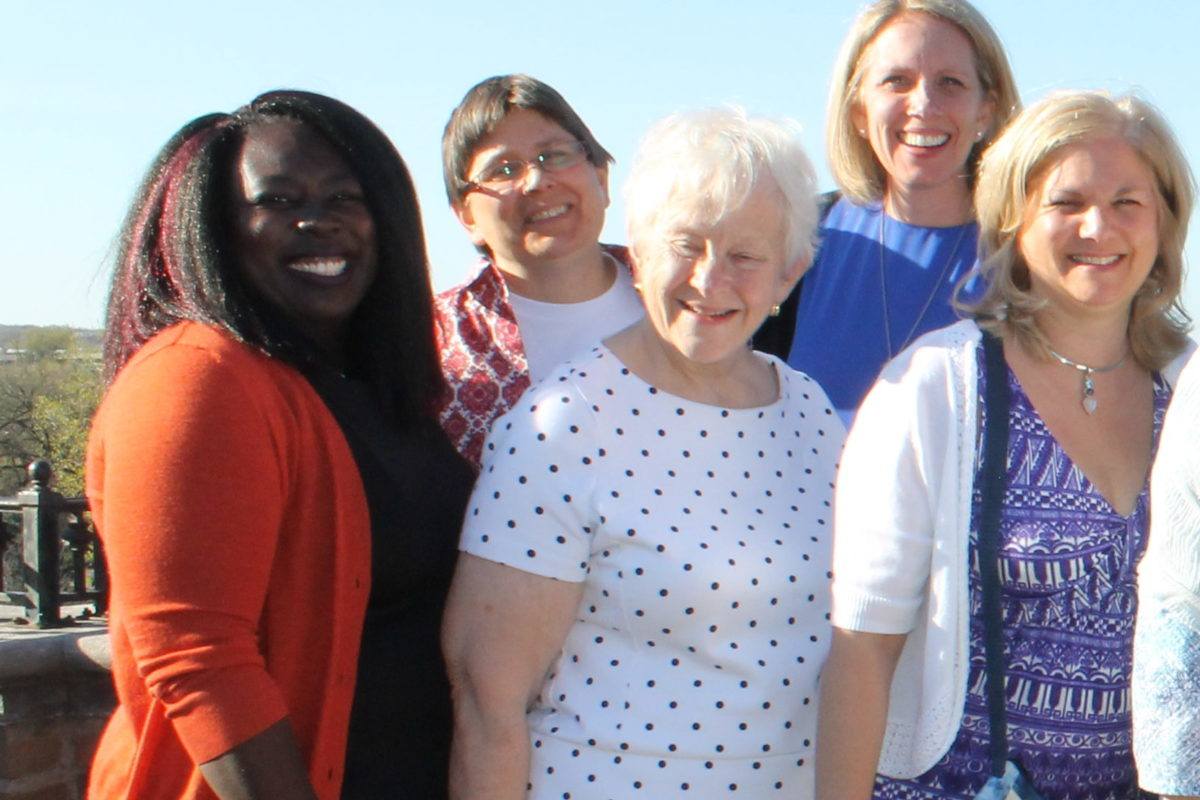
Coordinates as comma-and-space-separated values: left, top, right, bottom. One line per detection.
0, 460, 107, 628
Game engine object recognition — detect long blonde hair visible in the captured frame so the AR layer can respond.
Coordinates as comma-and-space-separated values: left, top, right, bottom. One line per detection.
826, 0, 1019, 205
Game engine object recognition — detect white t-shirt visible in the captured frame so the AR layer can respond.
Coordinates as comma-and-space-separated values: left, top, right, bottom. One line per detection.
461, 346, 844, 798
508, 263, 643, 382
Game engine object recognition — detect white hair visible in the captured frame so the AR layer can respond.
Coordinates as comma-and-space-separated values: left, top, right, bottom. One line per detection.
623, 107, 820, 267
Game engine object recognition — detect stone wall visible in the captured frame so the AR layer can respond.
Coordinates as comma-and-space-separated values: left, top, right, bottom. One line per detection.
0, 621, 113, 800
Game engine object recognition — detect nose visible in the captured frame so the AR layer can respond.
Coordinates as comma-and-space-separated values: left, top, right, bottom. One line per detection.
690, 251, 728, 292
907, 79, 935, 116
520, 162, 551, 193
294, 207, 340, 236
1078, 205, 1107, 239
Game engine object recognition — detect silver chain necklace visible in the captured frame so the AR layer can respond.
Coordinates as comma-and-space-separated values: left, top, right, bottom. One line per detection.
1046, 347, 1127, 415
878, 211, 971, 360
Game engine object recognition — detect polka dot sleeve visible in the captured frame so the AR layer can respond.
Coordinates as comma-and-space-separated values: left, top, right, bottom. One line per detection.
459, 374, 600, 582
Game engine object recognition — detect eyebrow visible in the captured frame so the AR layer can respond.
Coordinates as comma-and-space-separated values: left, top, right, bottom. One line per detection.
252, 171, 359, 186
476, 138, 578, 162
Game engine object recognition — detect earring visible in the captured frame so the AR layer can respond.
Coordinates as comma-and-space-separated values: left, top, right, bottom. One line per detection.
769, 304, 782, 317
858, 129, 867, 137
975, 130, 984, 142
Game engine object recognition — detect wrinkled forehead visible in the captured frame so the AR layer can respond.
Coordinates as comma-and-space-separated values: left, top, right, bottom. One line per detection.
651, 178, 786, 240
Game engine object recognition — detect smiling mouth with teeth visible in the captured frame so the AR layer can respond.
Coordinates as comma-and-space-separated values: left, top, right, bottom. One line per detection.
681, 301, 736, 320
900, 132, 950, 148
288, 257, 349, 277
1071, 254, 1121, 266
527, 204, 570, 223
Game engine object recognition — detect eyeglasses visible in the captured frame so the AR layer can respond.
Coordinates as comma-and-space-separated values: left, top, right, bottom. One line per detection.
466, 140, 590, 193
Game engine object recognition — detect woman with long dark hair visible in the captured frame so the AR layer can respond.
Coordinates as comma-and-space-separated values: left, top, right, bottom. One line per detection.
88, 90, 472, 799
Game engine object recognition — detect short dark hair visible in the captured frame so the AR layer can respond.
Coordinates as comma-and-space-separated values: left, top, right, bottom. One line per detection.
104, 89, 444, 424
441, 74, 613, 205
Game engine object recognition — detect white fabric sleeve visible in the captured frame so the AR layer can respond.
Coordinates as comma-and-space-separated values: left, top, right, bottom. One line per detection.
459, 377, 600, 583
1143, 350, 1200, 620
830, 348, 947, 634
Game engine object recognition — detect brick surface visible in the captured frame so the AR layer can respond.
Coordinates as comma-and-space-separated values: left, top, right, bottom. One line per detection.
0, 684, 68, 721
0, 626, 112, 800
0, 782, 76, 800
70, 717, 106, 776
65, 676, 114, 717
0, 723, 65, 780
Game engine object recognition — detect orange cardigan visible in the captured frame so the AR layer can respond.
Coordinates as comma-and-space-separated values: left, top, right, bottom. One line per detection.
86, 323, 371, 799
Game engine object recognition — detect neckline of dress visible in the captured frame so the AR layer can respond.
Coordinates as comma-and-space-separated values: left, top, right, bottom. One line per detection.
593, 344, 790, 415
979, 345, 1166, 521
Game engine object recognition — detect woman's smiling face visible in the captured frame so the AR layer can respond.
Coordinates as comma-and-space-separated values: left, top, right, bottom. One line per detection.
1018, 136, 1160, 323
231, 118, 377, 353
454, 108, 609, 272
635, 179, 801, 369
853, 12, 994, 201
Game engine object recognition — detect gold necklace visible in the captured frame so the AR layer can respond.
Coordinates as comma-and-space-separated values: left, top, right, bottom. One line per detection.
878, 211, 971, 360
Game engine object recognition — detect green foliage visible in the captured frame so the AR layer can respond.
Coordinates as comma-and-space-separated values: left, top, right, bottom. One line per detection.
0, 329, 102, 497
19, 326, 77, 360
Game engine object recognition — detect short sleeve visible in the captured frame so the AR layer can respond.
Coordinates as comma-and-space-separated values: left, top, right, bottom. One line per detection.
460, 377, 600, 582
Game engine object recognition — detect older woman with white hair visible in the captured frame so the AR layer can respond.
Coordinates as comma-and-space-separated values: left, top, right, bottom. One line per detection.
818, 91, 1194, 800
442, 108, 843, 798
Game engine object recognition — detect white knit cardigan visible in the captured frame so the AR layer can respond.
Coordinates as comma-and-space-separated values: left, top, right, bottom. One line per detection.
830, 319, 1193, 778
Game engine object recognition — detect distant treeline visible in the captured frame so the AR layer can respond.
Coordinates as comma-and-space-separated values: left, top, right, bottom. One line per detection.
0, 325, 102, 354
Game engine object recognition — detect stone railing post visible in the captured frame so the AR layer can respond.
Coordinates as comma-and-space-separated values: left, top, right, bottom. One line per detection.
17, 460, 66, 628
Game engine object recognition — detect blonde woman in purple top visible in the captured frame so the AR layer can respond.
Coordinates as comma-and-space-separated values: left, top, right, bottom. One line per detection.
818, 91, 1194, 800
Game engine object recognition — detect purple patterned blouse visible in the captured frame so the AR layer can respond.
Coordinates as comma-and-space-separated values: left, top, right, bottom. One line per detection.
875, 346, 1168, 800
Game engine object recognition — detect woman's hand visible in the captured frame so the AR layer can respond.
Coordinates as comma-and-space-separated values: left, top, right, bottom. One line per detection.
199, 719, 318, 800
815, 628, 906, 800
442, 553, 584, 800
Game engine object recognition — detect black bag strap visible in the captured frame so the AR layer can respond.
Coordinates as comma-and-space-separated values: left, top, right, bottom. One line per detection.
979, 331, 1012, 779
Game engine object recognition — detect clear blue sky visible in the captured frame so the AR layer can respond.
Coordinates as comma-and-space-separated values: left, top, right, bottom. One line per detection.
5, 0, 1199, 328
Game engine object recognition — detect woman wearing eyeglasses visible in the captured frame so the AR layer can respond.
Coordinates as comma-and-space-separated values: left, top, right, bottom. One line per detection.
443, 107, 840, 799
435, 74, 644, 467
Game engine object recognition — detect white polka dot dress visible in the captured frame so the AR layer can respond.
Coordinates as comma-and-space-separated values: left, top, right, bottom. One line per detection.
461, 346, 844, 799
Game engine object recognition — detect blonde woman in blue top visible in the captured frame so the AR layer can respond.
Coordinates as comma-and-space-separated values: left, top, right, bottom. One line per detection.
755, 0, 1018, 425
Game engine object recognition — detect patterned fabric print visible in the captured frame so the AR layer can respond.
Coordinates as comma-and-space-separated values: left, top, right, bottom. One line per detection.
1132, 599, 1200, 794
434, 245, 632, 467
461, 348, 842, 798
876, 349, 1168, 800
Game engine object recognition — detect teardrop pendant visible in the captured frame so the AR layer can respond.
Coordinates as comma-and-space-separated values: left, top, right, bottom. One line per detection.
1046, 346, 1125, 416
1082, 374, 1097, 415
